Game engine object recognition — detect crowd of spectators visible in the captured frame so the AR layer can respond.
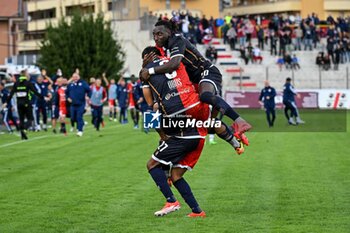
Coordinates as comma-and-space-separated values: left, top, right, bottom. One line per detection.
148, 10, 350, 70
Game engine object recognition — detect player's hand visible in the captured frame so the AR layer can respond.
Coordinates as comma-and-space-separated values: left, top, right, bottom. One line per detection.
2, 103, 7, 109
140, 68, 150, 82
297, 94, 301, 99
142, 52, 156, 68
44, 97, 50, 102
153, 102, 159, 111
68, 98, 72, 103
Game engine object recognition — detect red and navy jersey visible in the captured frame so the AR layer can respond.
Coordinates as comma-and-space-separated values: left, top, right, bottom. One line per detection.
143, 57, 200, 117
165, 34, 212, 83
144, 57, 206, 139
57, 87, 67, 111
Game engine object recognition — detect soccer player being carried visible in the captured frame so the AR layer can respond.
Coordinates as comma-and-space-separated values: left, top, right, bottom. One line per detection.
140, 20, 251, 145
142, 46, 244, 154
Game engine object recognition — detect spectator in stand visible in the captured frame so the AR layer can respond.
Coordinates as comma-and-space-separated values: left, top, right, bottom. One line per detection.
313, 24, 320, 49
252, 46, 263, 64
205, 44, 218, 64
270, 32, 278, 56
202, 28, 213, 44
222, 23, 230, 45
284, 53, 292, 69
264, 26, 269, 47
181, 15, 190, 39
245, 20, 254, 43
157, 14, 163, 22
163, 13, 169, 21
327, 37, 335, 65
237, 24, 246, 47
226, 26, 237, 50
346, 37, 350, 63
257, 26, 264, 50
246, 42, 254, 62
279, 31, 287, 56
304, 22, 313, 51
201, 15, 209, 31
323, 54, 332, 71
294, 26, 303, 51
277, 56, 285, 71
224, 14, 231, 25
237, 46, 249, 65
291, 54, 301, 70
316, 52, 324, 68
334, 43, 341, 70
343, 37, 349, 63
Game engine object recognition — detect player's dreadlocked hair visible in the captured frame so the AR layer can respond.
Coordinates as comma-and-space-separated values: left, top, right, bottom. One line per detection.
141, 46, 161, 59
154, 19, 179, 33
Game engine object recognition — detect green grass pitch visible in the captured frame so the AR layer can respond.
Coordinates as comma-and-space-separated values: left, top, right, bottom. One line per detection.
0, 109, 349, 232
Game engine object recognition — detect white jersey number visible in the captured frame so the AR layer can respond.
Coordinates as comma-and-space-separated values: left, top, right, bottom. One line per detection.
159, 60, 177, 79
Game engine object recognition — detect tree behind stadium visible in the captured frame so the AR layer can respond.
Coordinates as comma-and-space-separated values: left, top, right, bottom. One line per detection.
38, 12, 124, 80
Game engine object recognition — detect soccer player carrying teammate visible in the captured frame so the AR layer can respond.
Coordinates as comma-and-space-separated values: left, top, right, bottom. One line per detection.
142, 46, 244, 154
142, 47, 208, 218
90, 78, 107, 131
140, 20, 251, 144
103, 73, 118, 122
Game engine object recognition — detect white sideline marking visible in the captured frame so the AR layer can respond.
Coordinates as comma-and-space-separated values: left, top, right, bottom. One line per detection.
0, 123, 125, 149
0, 135, 49, 148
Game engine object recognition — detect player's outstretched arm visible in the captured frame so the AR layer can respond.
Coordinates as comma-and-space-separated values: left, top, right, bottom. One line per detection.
154, 56, 182, 74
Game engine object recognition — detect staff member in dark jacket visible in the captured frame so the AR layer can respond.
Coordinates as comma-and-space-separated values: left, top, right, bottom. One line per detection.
3, 70, 47, 140
259, 80, 276, 127
66, 73, 91, 137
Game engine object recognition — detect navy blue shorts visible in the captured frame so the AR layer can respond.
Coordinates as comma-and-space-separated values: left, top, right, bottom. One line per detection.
52, 105, 59, 119
199, 65, 223, 96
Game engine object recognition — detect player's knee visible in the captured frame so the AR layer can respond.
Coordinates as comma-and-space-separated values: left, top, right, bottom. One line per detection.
171, 173, 182, 183
171, 168, 186, 182
146, 159, 158, 171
